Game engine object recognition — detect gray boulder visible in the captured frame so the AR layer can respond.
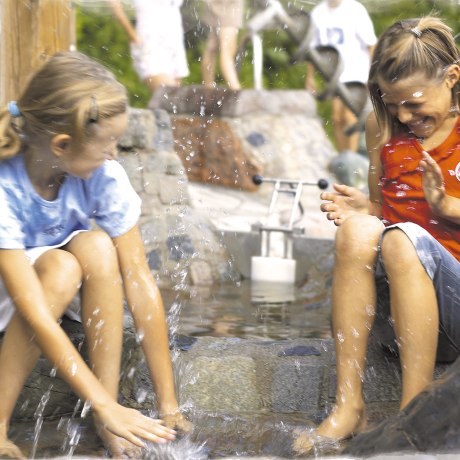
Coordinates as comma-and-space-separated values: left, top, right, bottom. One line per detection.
344, 355, 460, 456
329, 150, 369, 190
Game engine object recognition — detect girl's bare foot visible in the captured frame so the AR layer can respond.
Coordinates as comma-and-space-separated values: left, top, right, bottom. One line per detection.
293, 404, 367, 455
0, 438, 26, 460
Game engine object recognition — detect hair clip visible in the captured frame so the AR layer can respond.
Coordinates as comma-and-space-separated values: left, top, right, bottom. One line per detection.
89, 96, 99, 123
410, 27, 422, 38
7, 101, 21, 118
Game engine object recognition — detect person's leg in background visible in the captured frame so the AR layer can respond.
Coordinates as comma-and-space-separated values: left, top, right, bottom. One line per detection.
217, 26, 241, 90
332, 97, 360, 152
201, 28, 219, 88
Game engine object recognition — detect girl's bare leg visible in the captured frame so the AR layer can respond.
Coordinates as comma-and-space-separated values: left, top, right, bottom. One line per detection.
294, 215, 384, 453
381, 229, 438, 408
0, 250, 82, 458
64, 231, 134, 457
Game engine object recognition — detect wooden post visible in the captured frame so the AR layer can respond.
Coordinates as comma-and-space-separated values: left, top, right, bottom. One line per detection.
0, 0, 73, 106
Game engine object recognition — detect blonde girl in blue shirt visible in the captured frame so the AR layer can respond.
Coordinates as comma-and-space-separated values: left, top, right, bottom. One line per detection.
0, 51, 190, 458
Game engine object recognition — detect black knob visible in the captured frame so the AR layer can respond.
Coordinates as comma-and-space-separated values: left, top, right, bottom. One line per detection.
252, 174, 264, 185
317, 178, 329, 189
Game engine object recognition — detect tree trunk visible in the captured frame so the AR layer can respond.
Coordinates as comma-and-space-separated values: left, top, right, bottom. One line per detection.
0, 0, 72, 105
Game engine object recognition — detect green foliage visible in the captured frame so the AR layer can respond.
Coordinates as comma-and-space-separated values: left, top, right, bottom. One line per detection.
75, 5, 150, 107
75, 0, 460, 137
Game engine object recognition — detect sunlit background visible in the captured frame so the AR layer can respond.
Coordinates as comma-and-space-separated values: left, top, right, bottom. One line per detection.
73, 0, 460, 147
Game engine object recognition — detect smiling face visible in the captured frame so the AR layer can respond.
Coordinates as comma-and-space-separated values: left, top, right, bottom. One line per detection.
56, 112, 128, 180
377, 66, 460, 140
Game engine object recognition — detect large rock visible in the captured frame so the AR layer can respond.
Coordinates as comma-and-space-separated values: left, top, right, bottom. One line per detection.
344, 355, 460, 456
150, 86, 335, 192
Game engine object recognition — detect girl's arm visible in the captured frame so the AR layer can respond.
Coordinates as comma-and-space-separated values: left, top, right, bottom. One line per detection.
108, 0, 140, 43
113, 225, 190, 430
0, 249, 175, 446
365, 111, 383, 218
421, 151, 460, 225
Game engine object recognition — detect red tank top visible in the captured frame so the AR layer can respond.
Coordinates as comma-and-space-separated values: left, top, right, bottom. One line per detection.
380, 118, 460, 262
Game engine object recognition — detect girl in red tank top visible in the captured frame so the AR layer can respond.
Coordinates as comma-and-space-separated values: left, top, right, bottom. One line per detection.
295, 17, 460, 455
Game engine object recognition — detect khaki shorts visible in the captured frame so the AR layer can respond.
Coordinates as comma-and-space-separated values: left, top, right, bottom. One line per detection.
202, 0, 244, 28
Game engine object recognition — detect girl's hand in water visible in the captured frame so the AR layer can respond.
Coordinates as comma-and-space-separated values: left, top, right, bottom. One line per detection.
96, 402, 176, 447
161, 410, 194, 434
320, 183, 370, 226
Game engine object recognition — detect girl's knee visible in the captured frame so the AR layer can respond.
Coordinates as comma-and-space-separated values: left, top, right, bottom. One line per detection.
335, 215, 383, 258
380, 229, 418, 271
69, 231, 120, 278
35, 250, 82, 304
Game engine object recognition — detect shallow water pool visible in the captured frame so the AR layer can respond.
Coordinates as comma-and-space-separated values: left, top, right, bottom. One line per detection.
9, 276, 335, 459
162, 277, 333, 341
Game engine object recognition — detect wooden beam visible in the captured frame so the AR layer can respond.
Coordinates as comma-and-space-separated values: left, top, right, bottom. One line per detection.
0, 0, 72, 105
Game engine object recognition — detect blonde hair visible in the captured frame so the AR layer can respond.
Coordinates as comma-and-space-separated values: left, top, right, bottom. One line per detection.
0, 51, 128, 160
368, 17, 460, 145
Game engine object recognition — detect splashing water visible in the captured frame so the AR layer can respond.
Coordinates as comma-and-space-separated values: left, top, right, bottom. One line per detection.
31, 388, 52, 458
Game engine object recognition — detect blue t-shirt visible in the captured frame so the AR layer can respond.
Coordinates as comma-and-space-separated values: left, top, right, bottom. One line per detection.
0, 154, 142, 249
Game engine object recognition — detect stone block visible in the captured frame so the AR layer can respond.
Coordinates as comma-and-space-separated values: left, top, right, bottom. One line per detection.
363, 360, 402, 403
180, 356, 260, 412
272, 362, 323, 413
150, 86, 317, 118
189, 260, 214, 286
166, 234, 195, 261
118, 108, 156, 150
118, 152, 143, 193
151, 108, 175, 152
159, 175, 188, 205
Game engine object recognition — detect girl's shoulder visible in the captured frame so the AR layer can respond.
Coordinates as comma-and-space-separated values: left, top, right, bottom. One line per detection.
0, 154, 27, 188
86, 159, 130, 187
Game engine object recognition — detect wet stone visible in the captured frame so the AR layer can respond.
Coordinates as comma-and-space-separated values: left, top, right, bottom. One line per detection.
272, 363, 322, 413
189, 260, 214, 286
151, 108, 175, 151
146, 249, 161, 271
170, 334, 198, 352
180, 356, 260, 412
167, 235, 195, 261
345, 355, 460, 457
246, 131, 266, 147
363, 360, 402, 403
278, 345, 321, 357
150, 86, 317, 118
159, 175, 188, 205
118, 108, 156, 150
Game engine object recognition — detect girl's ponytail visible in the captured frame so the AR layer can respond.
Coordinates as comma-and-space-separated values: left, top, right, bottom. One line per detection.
0, 105, 22, 160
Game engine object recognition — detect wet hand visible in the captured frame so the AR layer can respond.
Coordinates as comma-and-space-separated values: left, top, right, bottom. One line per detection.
96, 403, 176, 447
320, 183, 369, 226
161, 410, 193, 434
420, 151, 446, 213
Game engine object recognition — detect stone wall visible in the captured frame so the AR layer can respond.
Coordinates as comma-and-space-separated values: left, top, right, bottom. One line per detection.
150, 86, 335, 193
117, 107, 238, 287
